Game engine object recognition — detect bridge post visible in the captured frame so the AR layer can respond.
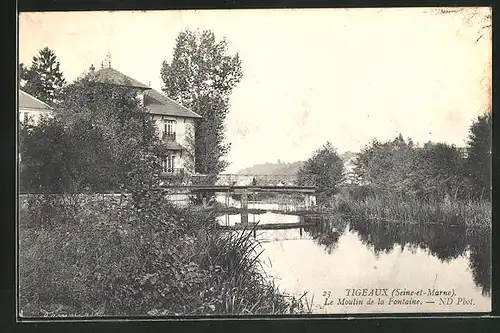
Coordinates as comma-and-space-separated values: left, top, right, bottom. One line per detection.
311, 195, 316, 207
304, 194, 311, 208
241, 189, 249, 224
299, 215, 304, 237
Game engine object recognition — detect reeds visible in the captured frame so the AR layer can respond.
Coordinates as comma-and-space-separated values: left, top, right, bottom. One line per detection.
192, 220, 310, 314
19, 193, 307, 317
334, 193, 491, 227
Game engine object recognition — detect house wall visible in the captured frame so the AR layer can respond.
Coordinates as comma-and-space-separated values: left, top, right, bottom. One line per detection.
151, 114, 196, 173
19, 107, 52, 126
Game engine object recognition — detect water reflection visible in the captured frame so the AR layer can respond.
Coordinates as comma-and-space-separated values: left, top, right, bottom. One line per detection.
216, 207, 491, 312
216, 212, 300, 226
305, 216, 491, 296
467, 232, 491, 296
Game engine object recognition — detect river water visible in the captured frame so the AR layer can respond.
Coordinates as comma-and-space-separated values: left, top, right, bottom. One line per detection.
215, 202, 491, 314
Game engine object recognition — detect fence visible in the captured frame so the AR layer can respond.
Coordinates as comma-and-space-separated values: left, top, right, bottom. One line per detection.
161, 173, 317, 187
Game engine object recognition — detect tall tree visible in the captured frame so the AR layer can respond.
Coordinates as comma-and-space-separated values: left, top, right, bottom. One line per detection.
416, 142, 467, 199
354, 134, 473, 200
297, 142, 344, 203
354, 135, 422, 199
465, 113, 492, 199
20, 47, 66, 105
355, 134, 415, 194
160, 29, 243, 175
19, 63, 29, 86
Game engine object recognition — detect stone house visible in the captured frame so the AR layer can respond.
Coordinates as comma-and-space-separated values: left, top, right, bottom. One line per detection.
88, 65, 202, 176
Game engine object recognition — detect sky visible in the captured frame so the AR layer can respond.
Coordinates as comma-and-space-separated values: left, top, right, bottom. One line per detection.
18, 8, 491, 173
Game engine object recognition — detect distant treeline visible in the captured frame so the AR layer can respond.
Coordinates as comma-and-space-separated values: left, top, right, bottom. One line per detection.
297, 113, 491, 203
351, 120, 491, 201
235, 152, 356, 176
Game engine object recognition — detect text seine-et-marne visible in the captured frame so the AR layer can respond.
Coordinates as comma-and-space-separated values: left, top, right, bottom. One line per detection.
344, 288, 454, 297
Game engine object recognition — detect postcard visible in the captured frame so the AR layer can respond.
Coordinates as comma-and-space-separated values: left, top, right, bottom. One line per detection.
17, 7, 492, 319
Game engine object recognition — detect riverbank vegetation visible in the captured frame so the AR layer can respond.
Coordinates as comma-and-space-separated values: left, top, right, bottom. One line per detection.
19, 192, 309, 316
297, 142, 344, 204
334, 194, 490, 228
300, 113, 491, 227
298, 113, 491, 295
18, 40, 310, 317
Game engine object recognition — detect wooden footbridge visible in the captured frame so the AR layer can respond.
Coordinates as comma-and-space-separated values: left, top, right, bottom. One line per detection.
161, 173, 316, 189
161, 173, 319, 227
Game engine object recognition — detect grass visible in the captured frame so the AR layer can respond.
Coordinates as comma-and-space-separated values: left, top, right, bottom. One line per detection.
329, 192, 491, 228
18, 193, 310, 317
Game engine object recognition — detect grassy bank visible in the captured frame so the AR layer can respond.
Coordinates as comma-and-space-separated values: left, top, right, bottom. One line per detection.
19, 193, 309, 317
329, 192, 491, 228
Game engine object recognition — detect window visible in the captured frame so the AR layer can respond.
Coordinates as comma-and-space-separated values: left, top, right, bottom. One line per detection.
162, 155, 175, 173
164, 120, 175, 134
164, 119, 176, 141
24, 112, 29, 123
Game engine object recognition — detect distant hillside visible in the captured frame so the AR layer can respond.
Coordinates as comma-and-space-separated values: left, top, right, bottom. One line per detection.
236, 151, 357, 175
236, 161, 304, 175
339, 151, 358, 162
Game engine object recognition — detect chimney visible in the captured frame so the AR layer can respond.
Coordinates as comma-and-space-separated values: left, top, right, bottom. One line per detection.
136, 91, 144, 107
89, 64, 95, 74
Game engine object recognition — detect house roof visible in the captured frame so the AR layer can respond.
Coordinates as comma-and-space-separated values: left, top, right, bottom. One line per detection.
164, 140, 186, 151
90, 67, 201, 119
90, 67, 151, 90
144, 89, 202, 119
19, 90, 52, 111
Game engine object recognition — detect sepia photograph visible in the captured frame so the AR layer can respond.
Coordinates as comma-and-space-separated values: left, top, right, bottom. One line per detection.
17, 7, 492, 318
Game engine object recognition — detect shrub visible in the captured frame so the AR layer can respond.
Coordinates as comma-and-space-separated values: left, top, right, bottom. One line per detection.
19, 192, 303, 317
339, 194, 490, 227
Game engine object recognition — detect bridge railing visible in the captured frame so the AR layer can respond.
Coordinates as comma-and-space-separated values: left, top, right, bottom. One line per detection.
160, 173, 317, 187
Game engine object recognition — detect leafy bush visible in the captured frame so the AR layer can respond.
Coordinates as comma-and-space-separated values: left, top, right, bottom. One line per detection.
353, 114, 491, 202
465, 113, 492, 200
19, 79, 167, 194
19, 193, 303, 317
297, 142, 344, 204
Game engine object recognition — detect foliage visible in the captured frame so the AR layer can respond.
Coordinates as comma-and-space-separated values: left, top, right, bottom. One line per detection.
413, 141, 469, 199
465, 113, 491, 200
19, 118, 70, 193
19, 77, 166, 194
19, 193, 305, 316
351, 113, 492, 202
353, 134, 472, 200
354, 134, 420, 198
161, 29, 243, 175
297, 142, 344, 203
19, 47, 66, 105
